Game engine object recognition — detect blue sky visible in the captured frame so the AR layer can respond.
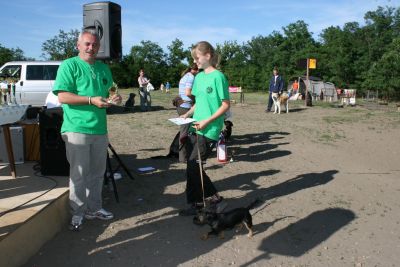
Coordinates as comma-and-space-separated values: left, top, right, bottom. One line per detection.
0, 0, 398, 60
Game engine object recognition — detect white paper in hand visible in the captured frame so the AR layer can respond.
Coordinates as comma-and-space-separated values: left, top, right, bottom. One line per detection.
168, 117, 195, 125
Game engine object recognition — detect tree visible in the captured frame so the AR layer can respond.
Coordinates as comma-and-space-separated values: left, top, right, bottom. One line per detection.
319, 20, 369, 89
363, 37, 400, 98
166, 38, 187, 87
243, 32, 284, 91
109, 55, 134, 88
0, 44, 29, 66
217, 41, 246, 87
41, 29, 79, 60
279, 21, 318, 80
129, 40, 167, 87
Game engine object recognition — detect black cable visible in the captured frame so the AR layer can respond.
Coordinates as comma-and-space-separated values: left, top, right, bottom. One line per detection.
0, 162, 59, 217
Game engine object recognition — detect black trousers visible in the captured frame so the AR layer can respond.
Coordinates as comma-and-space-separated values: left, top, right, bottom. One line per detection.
185, 133, 218, 204
267, 92, 273, 110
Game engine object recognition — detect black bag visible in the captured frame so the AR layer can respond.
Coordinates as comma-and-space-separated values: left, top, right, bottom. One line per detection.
172, 96, 184, 107
151, 131, 183, 159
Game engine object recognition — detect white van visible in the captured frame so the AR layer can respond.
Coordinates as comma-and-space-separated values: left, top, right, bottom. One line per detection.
0, 61, 61, 106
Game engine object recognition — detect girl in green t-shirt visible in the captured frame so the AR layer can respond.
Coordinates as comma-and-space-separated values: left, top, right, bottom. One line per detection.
179, 41, 230, 216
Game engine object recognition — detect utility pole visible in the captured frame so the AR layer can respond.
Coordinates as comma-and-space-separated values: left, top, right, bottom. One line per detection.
305, 58, 309, 106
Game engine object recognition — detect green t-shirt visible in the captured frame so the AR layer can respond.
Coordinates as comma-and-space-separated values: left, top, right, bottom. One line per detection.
53, 56, 113, 135
191, 70, 230, 141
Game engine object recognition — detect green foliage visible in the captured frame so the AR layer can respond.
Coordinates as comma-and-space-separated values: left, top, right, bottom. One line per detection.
41, 29, 79, 60
363, 37, 400, 97
217, 40, 247, 87
166, 38, 187, 87
0, 44, 30, 66
128, 40, 167, 88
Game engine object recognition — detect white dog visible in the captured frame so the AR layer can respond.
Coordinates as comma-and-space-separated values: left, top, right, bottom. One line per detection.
271, 92, 289, 114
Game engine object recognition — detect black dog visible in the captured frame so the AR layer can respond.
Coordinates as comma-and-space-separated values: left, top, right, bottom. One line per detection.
124, 93, 136, 111
222, 120, 233, 141
200, 199, 259, 240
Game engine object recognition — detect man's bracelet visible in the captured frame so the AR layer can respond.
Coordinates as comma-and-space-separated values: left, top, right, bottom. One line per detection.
88, 96, 92, 105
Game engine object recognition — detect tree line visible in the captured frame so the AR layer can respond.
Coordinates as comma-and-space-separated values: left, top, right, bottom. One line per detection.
1, 6, 399, 99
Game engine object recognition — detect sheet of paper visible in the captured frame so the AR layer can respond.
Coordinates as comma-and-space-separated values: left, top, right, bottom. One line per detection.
138, 166, 156, 172
168, 117, 195, 125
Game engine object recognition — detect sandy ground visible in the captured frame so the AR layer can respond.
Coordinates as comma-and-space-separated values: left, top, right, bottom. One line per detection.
24, 93, 400, 267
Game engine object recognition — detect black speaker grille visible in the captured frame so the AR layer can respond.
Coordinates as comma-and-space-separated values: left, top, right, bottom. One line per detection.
83, 2, 122, 60
39, 108, 69, 176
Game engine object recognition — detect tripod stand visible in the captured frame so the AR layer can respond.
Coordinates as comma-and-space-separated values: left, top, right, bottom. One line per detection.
104, 143, 135, 203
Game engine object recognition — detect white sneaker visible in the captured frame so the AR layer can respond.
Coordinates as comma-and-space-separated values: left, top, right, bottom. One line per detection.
69, 215, 83, 231
85, 208, 114, 220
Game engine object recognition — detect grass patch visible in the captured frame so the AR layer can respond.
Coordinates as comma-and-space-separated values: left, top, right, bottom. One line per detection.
312, 101, 335, 108
322, 109, 374, 124
318, 131, 345, 143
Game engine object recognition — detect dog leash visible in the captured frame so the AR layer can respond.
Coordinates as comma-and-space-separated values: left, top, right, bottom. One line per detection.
196, 131, 207, 208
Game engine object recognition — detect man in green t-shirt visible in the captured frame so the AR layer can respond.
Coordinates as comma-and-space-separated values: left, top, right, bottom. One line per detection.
53, 28, 121, 231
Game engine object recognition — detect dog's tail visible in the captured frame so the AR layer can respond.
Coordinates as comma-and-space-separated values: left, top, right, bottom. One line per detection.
246, 198, 262, 210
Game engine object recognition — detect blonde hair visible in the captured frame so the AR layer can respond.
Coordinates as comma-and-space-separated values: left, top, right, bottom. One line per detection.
191, 41, 220, 68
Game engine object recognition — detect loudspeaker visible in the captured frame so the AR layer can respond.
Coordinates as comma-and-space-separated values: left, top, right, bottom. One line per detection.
83, 2, 122, 60
26, 106, 42, 120
39, 107, 69, 176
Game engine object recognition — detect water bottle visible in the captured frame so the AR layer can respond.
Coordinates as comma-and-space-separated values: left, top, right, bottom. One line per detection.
217, 133, 227, 163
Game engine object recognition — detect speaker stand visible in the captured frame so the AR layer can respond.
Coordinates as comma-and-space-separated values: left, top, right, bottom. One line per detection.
105, 151, 119, 203
107, 143, 135, 180
104, 143, 135, 203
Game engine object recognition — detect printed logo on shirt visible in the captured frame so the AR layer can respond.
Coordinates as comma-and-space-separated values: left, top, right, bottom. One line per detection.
207, 86, 213, 93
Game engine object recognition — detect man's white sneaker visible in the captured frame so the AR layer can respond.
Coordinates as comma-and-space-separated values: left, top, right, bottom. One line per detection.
85, 208, 114, 220
69, 215, 83, 231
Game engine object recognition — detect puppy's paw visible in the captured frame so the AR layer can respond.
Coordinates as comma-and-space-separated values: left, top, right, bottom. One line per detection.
200, 233, 209, 240
247, 230, 254, 238
218, 231, 225, 239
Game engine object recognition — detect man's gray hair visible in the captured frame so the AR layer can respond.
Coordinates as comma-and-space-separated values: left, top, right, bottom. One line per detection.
79, 27, 100, 41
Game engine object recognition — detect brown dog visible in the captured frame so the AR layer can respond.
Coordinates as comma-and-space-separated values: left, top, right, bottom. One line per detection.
271, 92, 289, 114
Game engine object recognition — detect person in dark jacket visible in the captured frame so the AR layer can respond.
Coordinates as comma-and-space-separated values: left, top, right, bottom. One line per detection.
266, 67, 284, 112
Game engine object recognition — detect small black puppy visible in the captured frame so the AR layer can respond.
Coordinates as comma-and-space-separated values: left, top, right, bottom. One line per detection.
124, 93, 136, 111
222, 120, 233, 141
200, 199, 259, 240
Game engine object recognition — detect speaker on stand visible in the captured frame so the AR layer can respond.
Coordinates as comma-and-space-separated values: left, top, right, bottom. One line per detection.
83, 2, 122, 60
39, 107, 69, 176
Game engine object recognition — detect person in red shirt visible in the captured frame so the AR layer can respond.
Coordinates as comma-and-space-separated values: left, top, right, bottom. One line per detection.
292, 80, 299, 92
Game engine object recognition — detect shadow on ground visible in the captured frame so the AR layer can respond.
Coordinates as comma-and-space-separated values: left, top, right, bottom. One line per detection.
241, 208, 356, 266
23, 130, 348, 266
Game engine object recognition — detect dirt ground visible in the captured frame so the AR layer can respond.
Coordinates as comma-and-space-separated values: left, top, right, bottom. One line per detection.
24, 91, 400, 267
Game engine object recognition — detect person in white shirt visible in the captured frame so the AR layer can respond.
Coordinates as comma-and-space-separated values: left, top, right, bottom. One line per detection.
137, 69, 151, 111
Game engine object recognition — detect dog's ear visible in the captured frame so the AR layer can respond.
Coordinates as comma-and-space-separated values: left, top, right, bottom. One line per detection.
225, 121, 233, 127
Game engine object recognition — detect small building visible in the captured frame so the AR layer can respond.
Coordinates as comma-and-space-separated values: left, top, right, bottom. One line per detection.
287, 76, 337, 102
